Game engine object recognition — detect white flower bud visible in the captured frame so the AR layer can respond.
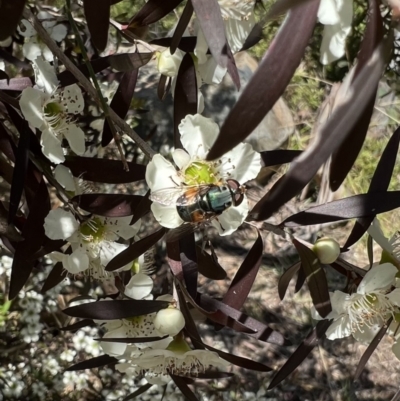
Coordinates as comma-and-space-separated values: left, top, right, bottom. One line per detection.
312, 237, 341, 264
153, 308, 185, 336
157, 48, 184, 77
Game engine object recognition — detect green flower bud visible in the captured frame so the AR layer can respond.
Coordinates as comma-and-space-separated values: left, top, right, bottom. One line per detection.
312, 237, 340, 264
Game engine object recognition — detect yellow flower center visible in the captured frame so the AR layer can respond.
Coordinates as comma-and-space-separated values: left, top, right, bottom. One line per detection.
131, 259, 140, 274
184, 161, 219, 186
43, 101, 65, 130
79, 217, 106, 243
166, 337, 192, 354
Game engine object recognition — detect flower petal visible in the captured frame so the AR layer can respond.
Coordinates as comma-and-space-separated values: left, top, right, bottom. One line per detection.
37, 11, 57, 29
125, 273, 154, 300
18, 19, 36, 37
33, 57, 59, 93
172, 148, 191, 170
19, 87, 47, 128
62, 124, 86, 155
224, 14, 256, 53
357, 263, 397, 295
49, 24, 67, 42
54, 165, 76, 192
100, 330, 128, 356
326, 315, 352, 340
146, 154, 181, 192
62, 84, 85, 114
319, 0, 353, 65
106, 216, 141, 240
44, 208, 79, 240
22, 41, 42, 61
179, 114, 219, 159
210, 198, 248, 236
197, 56, 227, 85
353, 324, 382, 344
41, 128, 65, 164
100, 241, 128, 267
387, 288, 400, 307
64, 249, 89, 274
317, 0, 340, 25
151, 202, 183, 229
221, 142, 261, 184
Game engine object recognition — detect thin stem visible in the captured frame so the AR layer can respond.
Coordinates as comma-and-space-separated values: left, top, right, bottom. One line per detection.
65, 0, 129, 171
22, 8, 156, 159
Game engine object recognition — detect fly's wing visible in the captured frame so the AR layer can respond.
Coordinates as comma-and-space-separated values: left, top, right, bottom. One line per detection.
150, 185, 213, 207
149, 187, 188, 206
165, 223, 201, 242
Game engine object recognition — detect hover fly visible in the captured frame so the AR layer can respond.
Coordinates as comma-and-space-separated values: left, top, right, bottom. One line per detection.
149, 179, 246, 241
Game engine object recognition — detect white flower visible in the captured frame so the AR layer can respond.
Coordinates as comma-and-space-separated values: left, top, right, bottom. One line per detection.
19, 57, 85, 164
117, 336, 229, 384
312, 263, 400, 343
18, 11, 67, 61
44, 208, 141, 275
146, 113, 260, 235
194, 0, 256, 65
317, 0, 353, 65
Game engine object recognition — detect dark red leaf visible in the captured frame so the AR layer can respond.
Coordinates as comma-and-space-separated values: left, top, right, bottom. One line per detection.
108, 52, 154, 72
343, 126, 400, 250
0, 77, 33, 91
0, 121, 17, 162
9, 179, 50, 299
278, 261, 301, 300
170, 1, 194, 54
179, 234, 198, 299
41, 262, 68, 293
268, 319, 332, 389
63, 299, 170, 320
60, 319, 95, 332
223, 231, 263, 310
175, 283, 204, 345
197, 293, 290, 345
122, 384, 153, 401
293, 238, 331, 318
196, 245, 226, 280
96, 335, 168, 343
64, 157, 146, 183
129, 0, 183, 27
295, 265, 307, 293
72, 194, 143, 216
130, 191, 152, 225
191, 0, 229, 69
174, 53, 198, 148
106, 228, 166, 271
66, 355, 118, 371
283, 191, 400, 226
206, 0, 319, 160
83, 0, 111, 52
191, 338, 272, 371
329, 0, 383, 191
102, 69, 139, 147
354, 318, 392, 380
249, 38, 390, 221
150, 37, 197, 53
0, 0, 27, 40
171, 375, 199, 401
261, 150, 303, 167
8, 114, 30, 225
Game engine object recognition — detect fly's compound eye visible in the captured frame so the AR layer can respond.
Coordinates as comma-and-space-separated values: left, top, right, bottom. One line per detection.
234, 193, 244, 206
